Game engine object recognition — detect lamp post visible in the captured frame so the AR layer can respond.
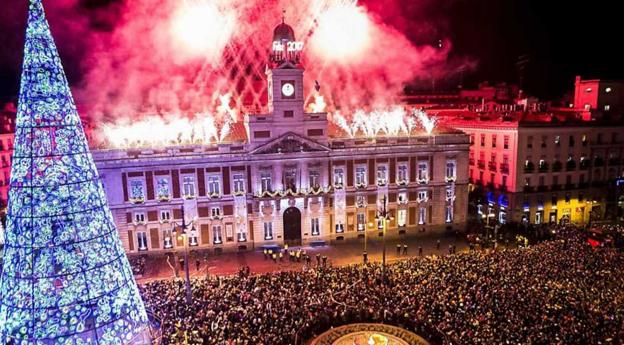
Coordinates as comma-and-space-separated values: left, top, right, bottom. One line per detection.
173, 206, 193, 305
375, 195, 393, 282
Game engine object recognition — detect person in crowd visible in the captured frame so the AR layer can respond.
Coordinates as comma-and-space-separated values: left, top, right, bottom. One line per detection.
138, 224, 624, 345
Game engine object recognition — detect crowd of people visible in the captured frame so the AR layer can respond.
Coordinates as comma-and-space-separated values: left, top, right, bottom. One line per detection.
140, 226, 624, 344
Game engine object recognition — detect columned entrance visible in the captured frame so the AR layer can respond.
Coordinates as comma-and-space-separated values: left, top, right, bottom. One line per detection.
283, 207, 302, 245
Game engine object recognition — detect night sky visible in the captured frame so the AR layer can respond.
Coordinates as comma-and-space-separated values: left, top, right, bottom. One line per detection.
0, 0, 622, 102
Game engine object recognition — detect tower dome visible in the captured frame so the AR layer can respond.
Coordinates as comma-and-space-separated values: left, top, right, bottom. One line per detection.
273, 20, 295, 42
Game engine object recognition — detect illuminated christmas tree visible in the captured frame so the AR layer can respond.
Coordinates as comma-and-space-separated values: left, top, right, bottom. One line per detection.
0, 1, 150, 343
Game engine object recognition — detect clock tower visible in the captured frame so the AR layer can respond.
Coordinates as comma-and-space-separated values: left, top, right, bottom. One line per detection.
244, 17, 328, 147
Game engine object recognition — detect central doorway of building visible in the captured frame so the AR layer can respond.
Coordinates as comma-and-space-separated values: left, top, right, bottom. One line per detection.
283, 207, 302, 246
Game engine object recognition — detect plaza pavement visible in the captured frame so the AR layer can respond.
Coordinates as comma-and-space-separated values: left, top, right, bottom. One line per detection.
132, 229, 500, 284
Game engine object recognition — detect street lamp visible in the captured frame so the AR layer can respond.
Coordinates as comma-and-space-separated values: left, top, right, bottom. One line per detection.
172, 206, 193, 304
375, 195, 393, 282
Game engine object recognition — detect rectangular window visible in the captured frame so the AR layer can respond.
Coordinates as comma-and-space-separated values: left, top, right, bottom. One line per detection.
284, 110, 294, 118
156, 178, 170, 200
355, 166, 367, 186
470, 134, 475, 145
445, 161, 456, 180
357, 213, 366, 231
335, 222, 344, 233
397, 209, 407, 227
238, 224, 247, 242
233, 174, 245, 194
502, 175, 507, 188
527, 136, 533, 149
397, 164, 408, 182
445, 205, 453, 223
160, 210, 171, 222
284, 169, 297, 191
569, 135, 575, 147
480, 134, 485, 147
491, 134, 497, 148
182, 176, 195, 198
398, 192, 408, 204
213, 225, 222, 244
261, 171, 272, 192
211, 206, 221, 218
418, 207, 426, 225
207, 175, 221, 196
309, 169, 320, 189
554, 135, 560, 146
311, 218, 320, 236
333, 168, 344, 186
163, 228, 173, 249
377, 165, 388, 186
137, 232, 148, 251
130, 180, 144, 201
417, 190, 428, 202
417, 162, 428, 182
189, 228, 198, 246
134, 212, 146, 223
503, 135, 509, 149
263, 222, 273, 240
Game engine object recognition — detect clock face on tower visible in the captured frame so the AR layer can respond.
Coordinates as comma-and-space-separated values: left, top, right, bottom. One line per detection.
281, 81, 295, 99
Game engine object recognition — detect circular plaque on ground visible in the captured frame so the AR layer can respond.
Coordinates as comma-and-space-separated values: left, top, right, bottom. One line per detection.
309, 324, 430, 345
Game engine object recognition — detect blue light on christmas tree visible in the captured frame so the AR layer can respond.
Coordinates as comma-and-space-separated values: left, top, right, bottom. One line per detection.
0, 1, 150, 343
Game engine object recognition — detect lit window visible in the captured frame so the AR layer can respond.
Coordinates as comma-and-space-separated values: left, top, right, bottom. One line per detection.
311, 218, 320, 236
335, 222, 344, 233
585, 87, 592, 92
207, 175, 220, 196
133, 212, 146, 224
355, 166, 367, 186
263, 222, 273, 240
130, 180, 144, 202
606, 87, 612, 93
418, 207, 426, 225
137, 232, 148, 251
397, 164, 408, 183
189, 227, 198, 246
213, 225, 222, 244
376, 165, 388, 186
157, 178, 170, 200
357, 213, 366, 231
160, 210, 171, 222
333, 168, 344, 186
182, 176, 195, 198
417, 191, 428, 202
163, 228, 173, 249
604, 105, 610, 111
233, 174, 245, 194
211, 206, 221, 218
417, 162, 428, 182
554, 135, 560, 145
397, 209, 407, 227
398, 192, 408, 204
445, 205, 453, 223
309, 170, 320, 189
237, 224, 247, 242
261, 171, 272, 192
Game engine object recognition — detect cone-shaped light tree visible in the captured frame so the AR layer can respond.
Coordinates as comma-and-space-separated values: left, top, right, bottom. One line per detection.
0, 1, 150, 343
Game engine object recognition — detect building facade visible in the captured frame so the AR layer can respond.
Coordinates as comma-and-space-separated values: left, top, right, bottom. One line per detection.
451, 115, 624, 226
92, 22, 470, 254
0, 103, 16, 210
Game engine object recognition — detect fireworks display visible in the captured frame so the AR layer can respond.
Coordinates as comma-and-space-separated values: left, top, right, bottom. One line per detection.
57, 0, 467, 148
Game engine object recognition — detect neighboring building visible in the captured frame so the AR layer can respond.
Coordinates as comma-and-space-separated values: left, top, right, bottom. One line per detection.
449, 113, 624, 226
0, 103, 16, 210
574, 75, 624, 121
92, 21, 470, 254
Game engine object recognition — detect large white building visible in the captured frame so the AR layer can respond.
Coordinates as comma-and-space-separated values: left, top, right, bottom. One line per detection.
91, 21, 470, 254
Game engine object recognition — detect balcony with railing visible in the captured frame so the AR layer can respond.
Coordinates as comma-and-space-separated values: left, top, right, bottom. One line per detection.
538, 162, 549, 173
594, 157, 605, 167
524, 162, 535, 173
609, 158, 621, 166
578, 182, 589, 189
566, 160, 577, 171
537, 185, 548, 192
551, 184, 562, 191
580, 159, 590, 170
564, 183, 576, 190
523, 186, 534, 192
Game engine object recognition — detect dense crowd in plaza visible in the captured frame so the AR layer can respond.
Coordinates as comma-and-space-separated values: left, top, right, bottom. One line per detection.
140, 225, 624, 345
